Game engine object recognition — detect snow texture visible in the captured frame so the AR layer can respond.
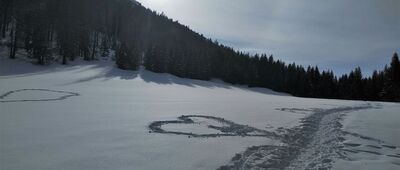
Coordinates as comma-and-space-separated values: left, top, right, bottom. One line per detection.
218, 105, 376, 170
1, 57, 399, 170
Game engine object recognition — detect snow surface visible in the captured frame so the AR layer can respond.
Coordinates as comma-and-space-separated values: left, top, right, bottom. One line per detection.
334, 104, 400, 170
1, 57, 399, 170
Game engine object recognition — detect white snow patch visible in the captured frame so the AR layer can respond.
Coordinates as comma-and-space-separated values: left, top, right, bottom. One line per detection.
334, 103, 400, 170
0, 58, 398, 170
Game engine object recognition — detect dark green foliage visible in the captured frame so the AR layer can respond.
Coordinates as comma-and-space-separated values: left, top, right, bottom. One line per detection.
1, 0, 12, 38
0, 0, 398, 102
116, 43, 139, 70
380, 53, 400, 101
100, 36, 110, 58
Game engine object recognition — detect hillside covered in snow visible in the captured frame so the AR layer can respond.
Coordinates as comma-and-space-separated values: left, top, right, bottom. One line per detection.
1, 0, 399, 102
1, 58, 399, 170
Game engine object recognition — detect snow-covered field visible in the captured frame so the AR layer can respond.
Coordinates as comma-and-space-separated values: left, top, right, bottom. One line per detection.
1, 58, 399, 170
334, 105, 400, 169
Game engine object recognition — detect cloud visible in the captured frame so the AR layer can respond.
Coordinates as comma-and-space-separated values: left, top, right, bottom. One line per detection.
137, 0, 400, 75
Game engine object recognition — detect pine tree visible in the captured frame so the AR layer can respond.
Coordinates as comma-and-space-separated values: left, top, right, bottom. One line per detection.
100, 36, 110, 58
390, 52, 400, 83
1, 0, 12, 38
381, 53, 400, 101
116, 43, 139, 70
1, 0, 399, 102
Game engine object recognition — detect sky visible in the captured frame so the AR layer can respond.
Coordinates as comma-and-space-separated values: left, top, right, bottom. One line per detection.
137, 0, 400, 76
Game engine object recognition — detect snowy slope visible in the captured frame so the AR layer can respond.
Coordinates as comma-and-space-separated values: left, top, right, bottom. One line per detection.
333, 105, 400, 170
1, 58, 399, 170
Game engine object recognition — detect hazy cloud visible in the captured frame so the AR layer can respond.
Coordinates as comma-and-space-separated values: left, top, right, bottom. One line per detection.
137, 0, 400, 75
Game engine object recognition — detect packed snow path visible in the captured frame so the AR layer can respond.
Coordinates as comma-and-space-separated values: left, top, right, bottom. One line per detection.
148, 104, 399, 169
218, 104, 399, 170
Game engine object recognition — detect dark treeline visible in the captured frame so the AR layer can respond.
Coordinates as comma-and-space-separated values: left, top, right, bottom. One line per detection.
1, 0, 399, 102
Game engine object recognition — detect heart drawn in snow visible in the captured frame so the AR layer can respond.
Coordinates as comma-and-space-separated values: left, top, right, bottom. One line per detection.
149, 115, 277, 138
0, 89, 80, 103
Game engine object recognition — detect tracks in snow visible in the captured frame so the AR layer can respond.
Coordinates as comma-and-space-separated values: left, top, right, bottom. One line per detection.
219, 104, 376, 170
148, 103, 398, 169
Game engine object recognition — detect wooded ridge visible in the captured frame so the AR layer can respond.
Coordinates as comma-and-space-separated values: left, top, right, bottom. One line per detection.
1, 0, 399, 102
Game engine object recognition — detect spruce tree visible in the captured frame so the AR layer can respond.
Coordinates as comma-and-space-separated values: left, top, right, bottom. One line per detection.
116, 43, 139, 70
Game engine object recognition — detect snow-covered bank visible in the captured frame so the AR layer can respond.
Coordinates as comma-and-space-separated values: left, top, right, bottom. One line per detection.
334, 103, 400, 170
1, 58, 399, 170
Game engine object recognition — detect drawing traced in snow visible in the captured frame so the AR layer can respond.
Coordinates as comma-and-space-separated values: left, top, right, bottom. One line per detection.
147, 104, 400, 169
149, 115, 278, 138
0, 89, 79, 103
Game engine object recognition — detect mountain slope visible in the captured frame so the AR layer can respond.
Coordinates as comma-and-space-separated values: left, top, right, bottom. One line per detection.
1, 58, 399, 170
1, 0, 399, 102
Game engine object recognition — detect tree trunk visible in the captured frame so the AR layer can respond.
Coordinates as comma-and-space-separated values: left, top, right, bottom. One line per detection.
38, 56, 44, 65
62, 52, 67, 65
9, 20, 17, 59
91, 32, 98, 60
47, 24, 54, 42
9, 26, 14, 58
1, 6, 8, 38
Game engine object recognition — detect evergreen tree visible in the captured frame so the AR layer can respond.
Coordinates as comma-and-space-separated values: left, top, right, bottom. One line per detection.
0, 0, 399, 102
381, 53, 400, 101
116, 43, 139, 70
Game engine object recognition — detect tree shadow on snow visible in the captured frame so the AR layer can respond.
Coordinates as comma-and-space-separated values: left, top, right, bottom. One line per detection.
61, 65, 139, 85
61, 65, 289, 96
139, 69, 289, 96
0, 58, 83, 79
138, 68, 232, 89
1, 57, 289, 96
